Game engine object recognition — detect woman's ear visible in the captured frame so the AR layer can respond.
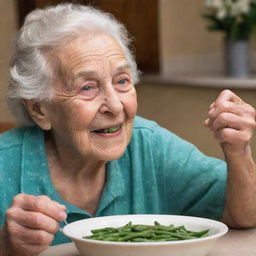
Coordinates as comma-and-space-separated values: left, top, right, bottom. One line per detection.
23, 99, 52, 130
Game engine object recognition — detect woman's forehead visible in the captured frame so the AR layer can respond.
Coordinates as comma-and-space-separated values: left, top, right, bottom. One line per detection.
57, 33, 129, 74
59, 33, 124, 60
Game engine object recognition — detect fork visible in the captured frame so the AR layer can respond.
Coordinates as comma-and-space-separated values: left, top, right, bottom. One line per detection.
59, 219, 69, 233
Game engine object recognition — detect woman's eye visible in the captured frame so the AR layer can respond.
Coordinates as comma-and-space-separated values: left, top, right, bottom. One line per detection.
79, 84, 98, 98
81, 85, 93, 91
118, 78, 129, 85
115, 77, 132, 92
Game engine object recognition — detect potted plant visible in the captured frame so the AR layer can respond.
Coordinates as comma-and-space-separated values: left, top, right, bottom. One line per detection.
203, 0, 256, 77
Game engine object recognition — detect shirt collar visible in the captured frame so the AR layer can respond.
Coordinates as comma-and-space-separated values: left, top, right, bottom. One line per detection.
20, 126, 126, 217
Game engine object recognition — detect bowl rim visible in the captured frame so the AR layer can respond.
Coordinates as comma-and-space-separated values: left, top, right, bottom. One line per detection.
62, 214, 228, 246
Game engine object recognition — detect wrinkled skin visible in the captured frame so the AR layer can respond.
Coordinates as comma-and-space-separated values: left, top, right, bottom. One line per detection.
204, 89, 256, 155
204, 89, 256, 228
1, 194, 66, 256
1, 33, 138, 256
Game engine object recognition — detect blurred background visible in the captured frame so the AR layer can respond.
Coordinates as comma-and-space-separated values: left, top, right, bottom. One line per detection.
1, 0, 256, 159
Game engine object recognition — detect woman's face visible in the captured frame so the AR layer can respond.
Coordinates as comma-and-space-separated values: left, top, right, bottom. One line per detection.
44, 33, 137, 161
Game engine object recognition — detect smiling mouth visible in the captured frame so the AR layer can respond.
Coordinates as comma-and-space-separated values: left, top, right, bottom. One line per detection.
93, 125, 122, 134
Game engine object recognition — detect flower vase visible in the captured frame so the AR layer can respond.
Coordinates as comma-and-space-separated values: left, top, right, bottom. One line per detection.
224, 39, 250, 78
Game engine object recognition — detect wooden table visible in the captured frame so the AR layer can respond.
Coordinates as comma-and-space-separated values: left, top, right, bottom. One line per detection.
40, 228, 256, 256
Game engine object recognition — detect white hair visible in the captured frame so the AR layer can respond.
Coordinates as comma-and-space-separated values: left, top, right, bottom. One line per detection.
8, 3, 140, 125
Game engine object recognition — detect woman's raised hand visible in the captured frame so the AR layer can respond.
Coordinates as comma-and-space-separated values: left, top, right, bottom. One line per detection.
204, 89, 256, 156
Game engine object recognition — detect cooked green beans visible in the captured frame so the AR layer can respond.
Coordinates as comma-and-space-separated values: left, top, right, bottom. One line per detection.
83, 221, 209, 242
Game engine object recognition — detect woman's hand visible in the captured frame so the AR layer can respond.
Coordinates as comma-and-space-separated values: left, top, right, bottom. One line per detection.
204, 89, 256, 156
2, 193, 67, 256
205, 90, 256, 228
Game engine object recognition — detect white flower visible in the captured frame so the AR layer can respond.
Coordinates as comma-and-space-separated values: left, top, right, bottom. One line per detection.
203, 0, 256, 38
204, 0, 255, 19
217, 8, 227, 19
204, 0, 227, 19
204, 0, 224, 9
231, 0, 252, 16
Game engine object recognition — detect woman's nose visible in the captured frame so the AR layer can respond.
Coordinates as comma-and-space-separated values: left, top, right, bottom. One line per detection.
99, 85, 123, 115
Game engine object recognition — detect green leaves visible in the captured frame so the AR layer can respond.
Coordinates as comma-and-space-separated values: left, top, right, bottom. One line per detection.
203, 2, 256, 40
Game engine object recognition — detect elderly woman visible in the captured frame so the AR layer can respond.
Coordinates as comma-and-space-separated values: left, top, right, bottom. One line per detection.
0, 3, 256, 256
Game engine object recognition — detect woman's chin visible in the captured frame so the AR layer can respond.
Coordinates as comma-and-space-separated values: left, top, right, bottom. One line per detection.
89, 135, 129, 161
92, 145, 127, 161
100, 148, 126, 161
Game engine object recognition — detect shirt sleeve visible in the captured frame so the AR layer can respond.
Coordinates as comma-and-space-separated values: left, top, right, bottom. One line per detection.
153, 125, 227, 220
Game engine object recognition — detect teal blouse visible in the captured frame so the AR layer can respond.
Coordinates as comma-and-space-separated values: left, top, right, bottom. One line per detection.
0, 116, 227, 245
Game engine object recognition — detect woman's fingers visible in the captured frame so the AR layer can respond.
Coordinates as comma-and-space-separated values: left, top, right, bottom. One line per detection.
209, 112, 253, 133
3, 223, 51, 256
12, 194, 67, 221
208, 101, 253, 122
214, 89, 244, 105
6, 207, 59, 234
205, 90, 256, 153
6, 221, 54, 245
4, 194, 67, 256
214, 128, 251, 144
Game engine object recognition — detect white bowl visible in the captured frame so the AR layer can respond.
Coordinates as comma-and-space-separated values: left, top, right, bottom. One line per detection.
63, 214, 228, 256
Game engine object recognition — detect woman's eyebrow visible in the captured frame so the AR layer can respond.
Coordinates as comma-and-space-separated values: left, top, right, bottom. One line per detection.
73, 63, 131, 81
114, 63, 131, 75
73, 71, 97, 81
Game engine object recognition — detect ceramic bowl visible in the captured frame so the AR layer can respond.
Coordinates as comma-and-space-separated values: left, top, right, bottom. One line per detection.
63, 214, 228, 256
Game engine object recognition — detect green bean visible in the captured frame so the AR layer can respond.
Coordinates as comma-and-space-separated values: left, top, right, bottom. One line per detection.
190, 229, 209, 237
83, 221, 209, 242
91, 227, 117, 234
